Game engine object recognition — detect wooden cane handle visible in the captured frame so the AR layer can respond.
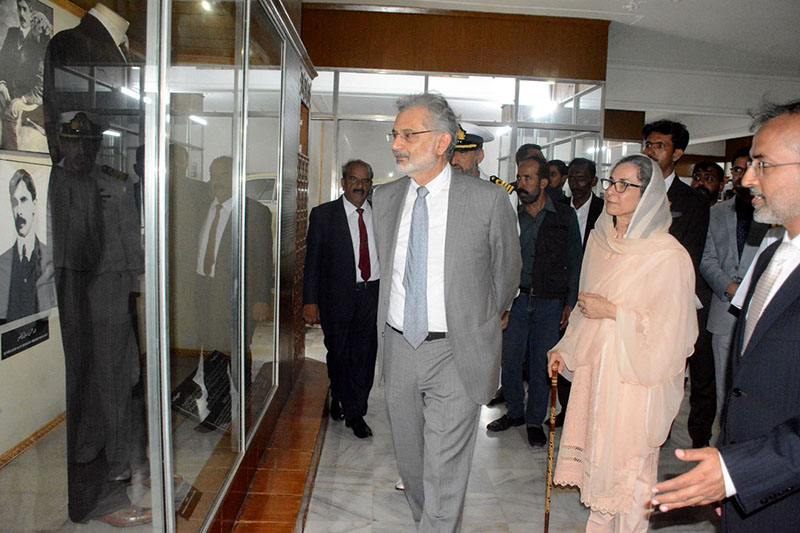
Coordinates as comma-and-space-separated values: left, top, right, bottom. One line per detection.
550, 360, 559, 386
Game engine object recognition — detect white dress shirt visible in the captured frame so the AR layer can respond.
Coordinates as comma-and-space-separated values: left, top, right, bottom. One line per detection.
720, 230, 800, 497
342, 195, 379, 282
664, 171, 676, 193
196, 197, 233, 277
16, 232, 35, 261
387, 165, 450, 333
572, 196, 591, 244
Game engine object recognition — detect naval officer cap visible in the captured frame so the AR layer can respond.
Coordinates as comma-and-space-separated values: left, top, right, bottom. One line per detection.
58, 111, 109, 138
454, 122, 495, 152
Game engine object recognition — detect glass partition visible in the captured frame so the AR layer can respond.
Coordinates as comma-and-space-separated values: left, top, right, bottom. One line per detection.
243, 0, 282, 438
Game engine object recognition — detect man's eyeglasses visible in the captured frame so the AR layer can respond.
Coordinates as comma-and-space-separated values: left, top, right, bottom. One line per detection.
643, 141, 668, 151
600, 178, 642, 193
386, 130, 436, 143
746, 160, 800, 177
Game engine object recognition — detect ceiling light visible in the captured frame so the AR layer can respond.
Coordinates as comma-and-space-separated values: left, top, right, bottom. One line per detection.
189, 115, 208, 126
201, 1, 212, 11
103, 129, 121, 137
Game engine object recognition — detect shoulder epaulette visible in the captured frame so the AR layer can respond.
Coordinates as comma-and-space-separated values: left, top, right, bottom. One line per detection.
490, 175, 515, 195
101, 165, 129, 182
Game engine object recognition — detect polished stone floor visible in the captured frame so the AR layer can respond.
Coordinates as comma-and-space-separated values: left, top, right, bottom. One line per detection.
303, 327, 722, 532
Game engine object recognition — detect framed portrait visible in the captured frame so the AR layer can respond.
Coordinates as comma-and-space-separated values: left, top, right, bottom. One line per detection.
0, 154, 54, 358
0, 0, 54, 154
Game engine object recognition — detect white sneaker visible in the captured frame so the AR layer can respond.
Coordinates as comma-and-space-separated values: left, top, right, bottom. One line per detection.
395, 478, 405, 491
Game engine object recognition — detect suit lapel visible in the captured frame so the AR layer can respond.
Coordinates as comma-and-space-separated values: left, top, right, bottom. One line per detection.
444, 174, 467, 295
333, 197, 356, 272
724, 200, 738, 266
381, 178, 410, 281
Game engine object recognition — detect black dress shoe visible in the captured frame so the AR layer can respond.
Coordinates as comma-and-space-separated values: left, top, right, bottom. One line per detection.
487, 414, 525, 432
544, 411, 566, 428
487, 388, 506, 407
345, 417, 373, 438
329, 399, 344, 421
527, 426, 547, 447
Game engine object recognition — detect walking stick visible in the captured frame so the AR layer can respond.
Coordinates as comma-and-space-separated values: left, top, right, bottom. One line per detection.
544, 361, 559, 533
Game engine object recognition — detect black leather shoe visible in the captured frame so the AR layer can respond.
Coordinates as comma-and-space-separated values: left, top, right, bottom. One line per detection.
345, 417, 373, 438
329, 399, 344, 421
544, 411, 566, 428
487, 388, 506, 407
487, 414, 525, 432
527, 426, 547, 447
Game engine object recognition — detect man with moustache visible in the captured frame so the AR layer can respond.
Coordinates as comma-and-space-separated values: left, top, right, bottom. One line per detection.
700, 148, 768, 415
652, 99, 800, 532
692, 161, 726, 206
303, 159, 379, 438
0, 169, 55, 322
643, 119, 713, 448
374, 93, 519, 531
487, 154, 581, 446
449, 123, 518, 209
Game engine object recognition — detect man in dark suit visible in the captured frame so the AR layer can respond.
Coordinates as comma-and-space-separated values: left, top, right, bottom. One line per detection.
651, 99, 800, 532
303, 159, 378, 439
564, 157, 603, 250
0, 0, 51, 150
0, 169, 55, 322
194, 156, 272, 356
643, 119, 714, 448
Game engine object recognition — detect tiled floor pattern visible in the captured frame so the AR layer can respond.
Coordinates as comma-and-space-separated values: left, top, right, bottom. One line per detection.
303, 328, 722, 532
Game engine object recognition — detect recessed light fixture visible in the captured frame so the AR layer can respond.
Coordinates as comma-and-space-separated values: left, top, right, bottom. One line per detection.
189, 115, 208, 126
201, 1, 212, 11
103, 129, 121, 137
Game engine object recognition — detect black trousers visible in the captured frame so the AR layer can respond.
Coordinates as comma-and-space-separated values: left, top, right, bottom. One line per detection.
688, 306, 716, 444
322, 282, 378, 420
57, 268, 142, 521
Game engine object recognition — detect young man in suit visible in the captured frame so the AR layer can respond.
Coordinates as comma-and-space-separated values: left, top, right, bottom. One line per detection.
303, 159, 379, 439
700, 148, 768, 415
652, 99, 800, 532
374, 93, 520, 531
643, 119, 714, 448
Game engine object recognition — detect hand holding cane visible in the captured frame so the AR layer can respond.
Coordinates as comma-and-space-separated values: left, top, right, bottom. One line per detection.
544, 360, 559, 533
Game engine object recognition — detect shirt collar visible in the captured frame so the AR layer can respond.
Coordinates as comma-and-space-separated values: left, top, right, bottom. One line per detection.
342, 195, 370, 215
664, 171, 676, 192
572, 195, 592, 214
410, 164, 450, 197
16, 234, 35, 259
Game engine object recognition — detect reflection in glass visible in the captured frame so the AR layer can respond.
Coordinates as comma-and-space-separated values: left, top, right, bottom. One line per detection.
243, 1, 280, 436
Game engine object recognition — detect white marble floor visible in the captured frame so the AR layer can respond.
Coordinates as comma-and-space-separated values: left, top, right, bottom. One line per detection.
303, 327, 722, 532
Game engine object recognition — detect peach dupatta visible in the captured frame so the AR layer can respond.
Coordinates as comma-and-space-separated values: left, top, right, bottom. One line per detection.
552, 158, 698, 514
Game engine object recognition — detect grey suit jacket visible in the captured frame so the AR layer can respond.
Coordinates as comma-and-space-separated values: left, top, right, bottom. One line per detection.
373, 170, 521, 405
700, 198, 767, 335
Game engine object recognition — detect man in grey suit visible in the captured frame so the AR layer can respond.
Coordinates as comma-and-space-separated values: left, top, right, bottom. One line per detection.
374, 93, 520, 531
700, 147, 768, 414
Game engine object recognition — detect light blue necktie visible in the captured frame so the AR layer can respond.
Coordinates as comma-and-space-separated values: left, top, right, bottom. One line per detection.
403, 186, 429, 349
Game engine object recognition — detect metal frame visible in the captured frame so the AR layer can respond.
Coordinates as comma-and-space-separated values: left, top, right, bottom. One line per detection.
308, 67, 606, 197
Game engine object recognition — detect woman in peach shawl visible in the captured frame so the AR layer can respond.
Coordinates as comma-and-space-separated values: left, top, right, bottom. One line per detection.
548, 154, 697, 532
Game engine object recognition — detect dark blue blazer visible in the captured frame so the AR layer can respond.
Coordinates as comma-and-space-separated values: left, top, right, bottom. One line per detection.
303, 197, 362, 345
718, 240, 800, 531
